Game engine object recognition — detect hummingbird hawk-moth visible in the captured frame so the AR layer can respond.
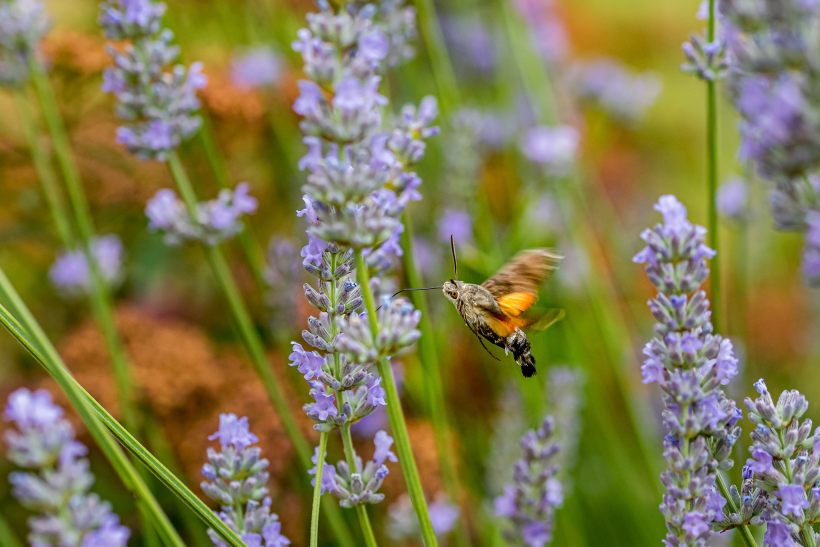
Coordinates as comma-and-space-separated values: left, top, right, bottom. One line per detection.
441, 237, 563, 377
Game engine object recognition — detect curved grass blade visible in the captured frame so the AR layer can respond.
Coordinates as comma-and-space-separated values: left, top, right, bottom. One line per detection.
0, 268, 247, 547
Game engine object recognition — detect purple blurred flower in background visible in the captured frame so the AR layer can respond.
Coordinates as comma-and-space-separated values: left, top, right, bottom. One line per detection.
231, 46, 283, 90
387, 492, 460, 540
0, 0, 50, 86
145, 183, 256, 246
721, 0, 820, 286
49, 234, 125, 297
522, 125, 579, 175
570, 59, 662, 125
437, 208, 473, 246
441, 16, 495, 74
4, 388, 131, 547
717, 177, 749, 220
493, 416, 564, 547
100, 0, 206, 160
512, 0, 568, 63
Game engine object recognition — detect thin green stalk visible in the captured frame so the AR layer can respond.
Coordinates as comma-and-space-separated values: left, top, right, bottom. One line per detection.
715, 474, 758, 547
340, 425, 379, 547
23, 61, 164, 546
198, 118, 268, 289
14, 90, 74, 246
355, 251, 438, 547
410, 0, 460, 113
399, 213, 470, 547
166, 152, 357, 547
0, 513, 24, 547
355, 506, 379, 547
26, 56, 139, 438
310, 432, 329, 547
0, 269, 205, 547
707, 0, 721, 333
143, 414, 213, 546
498, 0, 663, 494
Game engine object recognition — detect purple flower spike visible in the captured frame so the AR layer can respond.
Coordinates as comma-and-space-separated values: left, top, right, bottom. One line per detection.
200, 413, 290, 544
635, 195, 744, 544
4, 389, 131, 545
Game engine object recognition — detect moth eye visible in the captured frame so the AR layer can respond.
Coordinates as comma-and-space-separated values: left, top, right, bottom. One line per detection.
449, 290, 459, 299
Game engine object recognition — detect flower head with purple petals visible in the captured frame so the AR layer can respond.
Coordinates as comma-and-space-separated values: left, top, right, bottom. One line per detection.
201, 414, 290, 546
4, 389, 130, 547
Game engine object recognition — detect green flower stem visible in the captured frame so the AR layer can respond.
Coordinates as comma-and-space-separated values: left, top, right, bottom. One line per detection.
198, 117, 268, 290
0, 268, 204, 547
706, 0, 722, 333
310, 431, 329, 547
715, 473, 758, 547
499, 0, 557, 123
23, 62, 164, 546
355, 250, 438, 547
14, 90, 74, 247
355, 506, 379, 547
142, 413, 213, 546
399, 212, 470, 547
166, 151, 357, 547
410, 0, 460, 113
0, 513, 24, 547
26, 57, 139, 439
340, 425, 379, 547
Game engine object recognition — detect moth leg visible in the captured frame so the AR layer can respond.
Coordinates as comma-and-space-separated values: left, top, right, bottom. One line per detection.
465, 322, 500, 361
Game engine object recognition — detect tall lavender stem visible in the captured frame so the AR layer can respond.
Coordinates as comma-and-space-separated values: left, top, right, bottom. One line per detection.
356, 250, 438, 546
706, 0, 722, 331
26, 56, 140, 442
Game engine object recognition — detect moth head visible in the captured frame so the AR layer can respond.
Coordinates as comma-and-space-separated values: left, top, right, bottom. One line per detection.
442, 280, 462, 303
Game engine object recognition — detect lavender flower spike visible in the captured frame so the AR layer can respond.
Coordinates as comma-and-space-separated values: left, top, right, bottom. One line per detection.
4, 388, 131, 547
49, 234, 125, 297
0, 0, 50, 87
634, 195, 744, 545
200, 413, 290, 547
312, 429, 398, 508
494, 416, 564, 547
742, 380, 820, 546
100, 0, 206, 160
145, 183, 257, 246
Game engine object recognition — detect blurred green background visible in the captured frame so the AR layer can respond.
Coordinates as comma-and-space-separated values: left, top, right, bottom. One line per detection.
1, 0, 816, 545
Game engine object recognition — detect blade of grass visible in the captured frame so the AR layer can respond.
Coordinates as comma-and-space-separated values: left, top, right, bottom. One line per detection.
399, 213, 470, 547
706, 0, 722, 332
0, 513, 24, 547
409, 0, 460, 113
355, 250, 438, 547
0, 266, 246, 547
22, 63, 163, 547
497, 0, 663, 496
166, 151, 357, 547
310, 432, 329, 547
197, 116, 268, 290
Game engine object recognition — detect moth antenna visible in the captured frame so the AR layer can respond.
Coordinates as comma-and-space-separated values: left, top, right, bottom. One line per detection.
450, 234, 458, 280
374, 286, 445, 311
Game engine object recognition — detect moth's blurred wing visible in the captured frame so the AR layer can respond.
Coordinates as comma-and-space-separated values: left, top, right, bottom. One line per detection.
482, 249, 562, 305
484, 307, 564, 336
529, 308, 565, 331
496, 292, 538, 317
